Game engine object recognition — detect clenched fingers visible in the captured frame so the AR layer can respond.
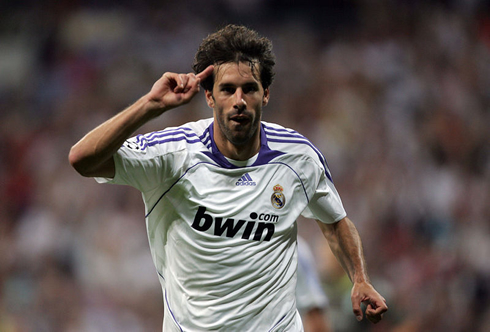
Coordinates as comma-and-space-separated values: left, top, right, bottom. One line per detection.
351, 282, 388, 324
173, 73, 197, 93
365, 299, 388, 324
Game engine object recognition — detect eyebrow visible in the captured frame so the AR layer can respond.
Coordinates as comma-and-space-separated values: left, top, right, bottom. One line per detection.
218, 81, 260, 89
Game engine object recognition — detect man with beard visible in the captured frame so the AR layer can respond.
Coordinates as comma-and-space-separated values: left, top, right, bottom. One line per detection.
69, 24, 387, 331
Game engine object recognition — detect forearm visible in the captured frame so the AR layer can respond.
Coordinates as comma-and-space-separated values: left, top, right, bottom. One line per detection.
69, 66, 212, 177
317, 217, 388, 323
69, 94, 162, 177
317, 217, 369, 284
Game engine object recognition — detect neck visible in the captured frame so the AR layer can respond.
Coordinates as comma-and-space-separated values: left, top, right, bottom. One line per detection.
214, 126, 261, 161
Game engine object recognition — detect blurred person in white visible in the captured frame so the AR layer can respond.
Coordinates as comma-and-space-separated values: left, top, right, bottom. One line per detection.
69, 24, 387, 331
297, 236, 332, 332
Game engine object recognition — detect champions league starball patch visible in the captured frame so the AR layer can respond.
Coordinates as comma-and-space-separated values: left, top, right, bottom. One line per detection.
271, 184, 286, 209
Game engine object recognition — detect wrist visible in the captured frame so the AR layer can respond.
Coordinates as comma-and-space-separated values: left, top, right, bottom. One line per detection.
353, 273, 370, 285
141, 94, 168, 118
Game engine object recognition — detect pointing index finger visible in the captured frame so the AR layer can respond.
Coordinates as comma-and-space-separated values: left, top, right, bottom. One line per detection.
196, 65, 214, 81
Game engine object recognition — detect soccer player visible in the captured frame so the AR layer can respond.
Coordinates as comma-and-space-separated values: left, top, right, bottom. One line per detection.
69, 24, 387, 331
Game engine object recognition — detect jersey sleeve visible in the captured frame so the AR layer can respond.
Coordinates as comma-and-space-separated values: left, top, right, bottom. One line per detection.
95, 135, 178, 193
301, 159, 346, 224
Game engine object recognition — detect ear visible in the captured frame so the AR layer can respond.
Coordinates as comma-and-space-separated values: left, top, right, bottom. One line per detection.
205, 90, 214, 108
262, 88, 270, 106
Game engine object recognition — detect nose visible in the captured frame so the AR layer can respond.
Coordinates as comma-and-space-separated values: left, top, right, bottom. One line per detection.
234, 89, 247, 110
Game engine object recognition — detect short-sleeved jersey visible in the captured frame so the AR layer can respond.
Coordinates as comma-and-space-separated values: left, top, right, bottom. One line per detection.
96, 118, 346, 332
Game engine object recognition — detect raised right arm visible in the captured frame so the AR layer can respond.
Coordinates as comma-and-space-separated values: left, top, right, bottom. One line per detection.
68, 66, 214, 178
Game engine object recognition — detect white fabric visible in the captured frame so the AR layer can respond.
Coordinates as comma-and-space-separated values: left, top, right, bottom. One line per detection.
96, 118, 346, 331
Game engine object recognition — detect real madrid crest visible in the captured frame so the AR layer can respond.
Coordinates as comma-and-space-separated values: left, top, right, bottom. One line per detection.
271, 184, 286, 209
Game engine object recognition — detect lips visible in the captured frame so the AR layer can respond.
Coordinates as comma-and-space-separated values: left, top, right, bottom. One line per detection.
230, 114, 250, 125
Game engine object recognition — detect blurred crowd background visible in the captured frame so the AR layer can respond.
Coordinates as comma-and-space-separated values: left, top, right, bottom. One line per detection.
1, 0, 490, 331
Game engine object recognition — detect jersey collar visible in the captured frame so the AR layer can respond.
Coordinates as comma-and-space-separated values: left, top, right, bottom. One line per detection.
202, 121, 284, 169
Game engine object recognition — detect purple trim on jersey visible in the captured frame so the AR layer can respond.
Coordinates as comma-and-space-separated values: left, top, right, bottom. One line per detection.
263, 125, 329, 163
199, 128, 211, 147
263, 126, 303, 138
139, 130, 203, 150
144, 136, 202, 149
263, 125, 329, 167
165, 289, 184, 332
136, 126, 195, 143
263, 124, 333, 182
267, 137, 333, 182
202, 122, 285, 169
255, 124, 287, 166
135, 126, 211, 151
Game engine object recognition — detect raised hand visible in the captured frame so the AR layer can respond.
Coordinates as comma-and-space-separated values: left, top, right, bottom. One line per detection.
69, 65, 214, 178
147, 65, 214, 113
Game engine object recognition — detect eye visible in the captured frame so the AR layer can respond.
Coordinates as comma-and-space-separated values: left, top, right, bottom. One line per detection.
243, 85, 258, 94
221, 86, 235, 94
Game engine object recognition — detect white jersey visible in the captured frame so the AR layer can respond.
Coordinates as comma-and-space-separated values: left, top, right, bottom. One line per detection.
96, 118, 346, 332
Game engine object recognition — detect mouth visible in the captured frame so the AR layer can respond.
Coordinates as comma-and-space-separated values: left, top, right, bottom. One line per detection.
229, 114, 251, 126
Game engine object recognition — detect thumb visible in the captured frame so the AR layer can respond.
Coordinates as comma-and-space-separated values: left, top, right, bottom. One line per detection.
351, 298, 363, 321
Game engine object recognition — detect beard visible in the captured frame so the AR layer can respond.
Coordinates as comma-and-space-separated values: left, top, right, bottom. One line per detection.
215, 106, 261, 146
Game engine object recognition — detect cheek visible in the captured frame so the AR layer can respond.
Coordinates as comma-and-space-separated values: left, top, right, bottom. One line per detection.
215, 105, 227, 122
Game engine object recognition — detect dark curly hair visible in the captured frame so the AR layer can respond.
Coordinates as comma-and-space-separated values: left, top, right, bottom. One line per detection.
193, 24, 276, 91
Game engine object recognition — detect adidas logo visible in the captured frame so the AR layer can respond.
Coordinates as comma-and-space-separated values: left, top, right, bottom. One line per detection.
235, 173, 256, 186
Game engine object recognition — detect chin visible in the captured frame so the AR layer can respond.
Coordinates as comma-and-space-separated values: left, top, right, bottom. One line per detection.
229, 135, 251, 146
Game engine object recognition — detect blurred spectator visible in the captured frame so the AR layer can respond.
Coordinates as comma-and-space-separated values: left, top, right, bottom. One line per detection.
297, 236, 332, 332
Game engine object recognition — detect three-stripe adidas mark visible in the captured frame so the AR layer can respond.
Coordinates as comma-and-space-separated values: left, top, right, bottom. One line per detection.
235, 173, 256, 186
